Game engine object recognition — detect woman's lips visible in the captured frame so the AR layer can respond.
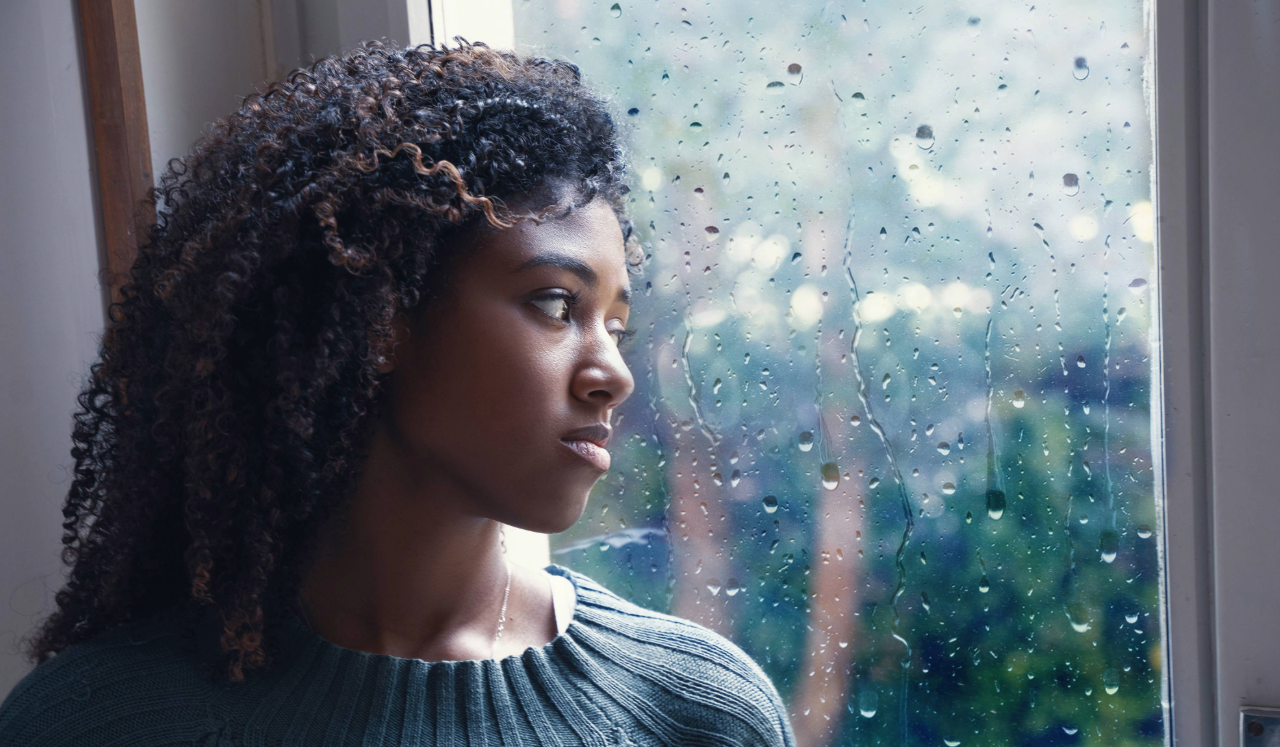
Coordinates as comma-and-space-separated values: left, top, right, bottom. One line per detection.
560, 438, 611, 471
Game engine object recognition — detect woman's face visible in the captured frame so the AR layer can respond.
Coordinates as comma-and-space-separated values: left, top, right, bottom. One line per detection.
381, 198, 636, 533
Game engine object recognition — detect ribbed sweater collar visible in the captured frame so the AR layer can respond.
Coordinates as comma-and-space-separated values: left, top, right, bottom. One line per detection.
239, 562, 607, 746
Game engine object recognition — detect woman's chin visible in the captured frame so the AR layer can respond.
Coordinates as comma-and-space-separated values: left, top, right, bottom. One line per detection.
504, 489, 592, 535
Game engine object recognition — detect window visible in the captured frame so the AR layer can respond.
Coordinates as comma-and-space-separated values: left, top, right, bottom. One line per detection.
516, 1, 1163, 745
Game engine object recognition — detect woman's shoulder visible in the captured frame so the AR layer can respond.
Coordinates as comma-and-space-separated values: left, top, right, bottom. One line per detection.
550, 564, 797, 747
0, 610, 217, 746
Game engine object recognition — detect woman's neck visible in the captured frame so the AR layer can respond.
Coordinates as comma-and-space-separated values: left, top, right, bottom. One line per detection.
296, 421, 535, 661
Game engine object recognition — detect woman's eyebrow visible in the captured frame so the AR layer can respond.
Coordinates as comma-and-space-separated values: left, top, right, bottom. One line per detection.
515, 253, 632, 307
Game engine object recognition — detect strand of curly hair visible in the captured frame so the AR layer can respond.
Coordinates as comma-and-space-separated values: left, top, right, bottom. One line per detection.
27, 39, 643, 682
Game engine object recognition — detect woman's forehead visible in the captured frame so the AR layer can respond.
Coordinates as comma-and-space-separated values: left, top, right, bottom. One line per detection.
476, 199, 628, 277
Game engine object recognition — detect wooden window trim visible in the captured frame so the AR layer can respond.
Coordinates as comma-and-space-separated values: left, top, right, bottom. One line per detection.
78, 0, 153, 309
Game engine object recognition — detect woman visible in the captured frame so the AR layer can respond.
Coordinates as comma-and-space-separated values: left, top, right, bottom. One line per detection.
0, 40, 796, 746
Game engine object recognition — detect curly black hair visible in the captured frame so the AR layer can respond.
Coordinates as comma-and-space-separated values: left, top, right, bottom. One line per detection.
28, 39, 642, 682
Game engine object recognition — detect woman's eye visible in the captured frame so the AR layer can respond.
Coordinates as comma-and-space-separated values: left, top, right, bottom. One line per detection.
532, 294, 573, 322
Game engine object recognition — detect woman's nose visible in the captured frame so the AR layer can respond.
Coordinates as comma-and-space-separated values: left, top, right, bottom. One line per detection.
572, 327, 635, 409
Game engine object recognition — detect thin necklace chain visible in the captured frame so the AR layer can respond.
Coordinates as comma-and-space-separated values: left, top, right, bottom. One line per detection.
295, 557, 513, 658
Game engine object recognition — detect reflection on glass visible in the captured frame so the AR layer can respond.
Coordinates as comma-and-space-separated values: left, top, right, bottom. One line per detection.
515, 1, 1162, 744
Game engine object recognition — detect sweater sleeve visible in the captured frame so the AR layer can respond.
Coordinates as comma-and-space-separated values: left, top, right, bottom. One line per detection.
0, 619, 220, 747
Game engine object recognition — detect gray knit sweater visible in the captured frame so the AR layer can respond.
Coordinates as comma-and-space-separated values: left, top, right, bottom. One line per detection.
0, 564, 797, 746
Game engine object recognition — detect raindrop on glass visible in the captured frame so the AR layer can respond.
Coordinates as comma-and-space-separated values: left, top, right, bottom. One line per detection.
1066, 602, 1093, 632
707, 579, 722, 596
1137, 524, 1154, 539
868, 477, 881, 489
942, 482, 956, 495
1012, 390, 1027, 408
1129, 278, 1149, 294
704, 225, 719, 235
1073, 56, 1090, 80
978, 575, 990, 593
761, 495, 779, 514
1100, 529, 1119, 563
821, 463, 840, 490
1103, 668, 1120, 695
626, 107, 639, 116
1063, 726, 1079, 736
937, 441, 951, 455
798, 431, 814, 451
1076, 355, 1086, 368
915, 124, 935, 150
1063, 172, 1080, 196
1125, 612, 1140, 624
609, 2, 622, 17
858, 689, 878, 718
986, 489, 1006, 520
765, 80, 785, 94
787, 62, 802, 76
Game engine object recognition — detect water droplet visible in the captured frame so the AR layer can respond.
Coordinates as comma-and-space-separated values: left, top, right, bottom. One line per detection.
965, 511, 973, 524
765, 80, 785, 94
881, 373, 891, 389
1125, 612, 1140, 624
730, 469, 741, 487
1012, 390, 1027, 408
937, 441, 951, 455
1103, 668, 1120, 695
786, 62, 802, 76
1129, 278, 1149, 294
798, 431, 814, 451
921, 591, 932, 611
1100, 529, 1119, 563
1066, 602, 1093, 632
1073, 56, 1090, 80
978, 575, 990, 593
849, 414, 862, 426
761, 495, 779, 513
1063, 173, 1080, 196
915, 124, 935, 149
821, 462, 840, 490
941, 482, 956, 495
858, 689, 878, 718
1076, 355, 1086, 368
707, 579, 722, 596
689, 121, 702, 131
1137, 524, 1153, 539
944, 740, 961, 747
850, 91, 865, 102
1117, 307, 1128, 321
609, 2, 622, 17
1063, 726, 1079, 736
704, 225, 719, 235
952, 306, 963, 318
725, 577, 740, 596
878, 227, 887, 239
627, 107, 639, 116
986, 489, 1006, 520
868, 477, 881, 489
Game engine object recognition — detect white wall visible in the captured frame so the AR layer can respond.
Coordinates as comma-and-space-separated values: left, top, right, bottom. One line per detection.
134, 0, 273, 182
0, 0, 107, 695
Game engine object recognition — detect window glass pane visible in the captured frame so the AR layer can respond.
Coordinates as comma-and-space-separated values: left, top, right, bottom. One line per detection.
515, 1, 1163, 744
